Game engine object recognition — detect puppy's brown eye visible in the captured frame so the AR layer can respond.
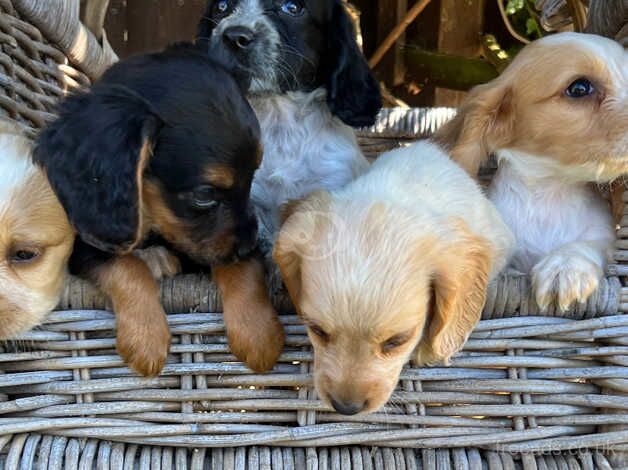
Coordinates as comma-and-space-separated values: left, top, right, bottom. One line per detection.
191, 185, 219, 210
565, 78, 595, 98
10, 248, 41, 264
381, 333, 411, 354
308, 324, 329, 342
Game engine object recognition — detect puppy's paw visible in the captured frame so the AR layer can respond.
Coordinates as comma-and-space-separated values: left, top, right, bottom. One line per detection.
116, 300, 171, 377
225, 300, 285, 373
134, 246, 181, 280
214, 260, 285, 372
532, 251, 602, 312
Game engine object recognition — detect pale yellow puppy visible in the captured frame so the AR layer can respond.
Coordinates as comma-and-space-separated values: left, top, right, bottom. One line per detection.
435, 32, 627, 312
0, 121, 74, 339
274, 141, 514, 415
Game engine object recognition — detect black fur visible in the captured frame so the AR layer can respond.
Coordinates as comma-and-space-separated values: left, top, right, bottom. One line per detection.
35, 43, 261, 268
323, 1, 382, 127
34, 87, 161, 253
197, 0, 382, 127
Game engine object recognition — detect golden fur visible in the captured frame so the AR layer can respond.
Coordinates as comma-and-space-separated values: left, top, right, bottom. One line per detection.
434, 33, 627, 179
274, 142, 513, 414
213, 259, 285, 372
434, 33, 627, 312
0, 121, 74, 339
91, 254, 171, 377
204, 165, 236, 189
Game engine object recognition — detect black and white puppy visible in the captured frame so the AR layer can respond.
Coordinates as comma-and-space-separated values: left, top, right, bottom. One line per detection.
35, 43, 285, 376
198, 0, 382, 241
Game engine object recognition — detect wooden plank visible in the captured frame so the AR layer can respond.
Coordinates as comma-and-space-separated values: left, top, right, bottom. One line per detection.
351, 0, 377, 56
104, 0, 128, 58
435, 0, 486, 107
124, 0, 206, 57
376, 0, 408, 87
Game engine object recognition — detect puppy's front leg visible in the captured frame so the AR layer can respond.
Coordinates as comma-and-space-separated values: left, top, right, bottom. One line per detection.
213, 258, 285, 372
93, 255, 171, 376
532, 240, 611, 312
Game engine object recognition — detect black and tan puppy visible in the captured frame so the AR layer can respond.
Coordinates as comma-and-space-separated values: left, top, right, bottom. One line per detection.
34, 43, 285, 376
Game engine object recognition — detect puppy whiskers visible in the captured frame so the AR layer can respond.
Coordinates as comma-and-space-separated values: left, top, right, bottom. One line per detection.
274, 57, 302, 90
200, 16, 220, 27
280, 44, 317, 69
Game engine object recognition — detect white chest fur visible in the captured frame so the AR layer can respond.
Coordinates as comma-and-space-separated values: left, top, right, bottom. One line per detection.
250, 89, 369, 241
0, 132, 36, 213
489, 150, 615, 273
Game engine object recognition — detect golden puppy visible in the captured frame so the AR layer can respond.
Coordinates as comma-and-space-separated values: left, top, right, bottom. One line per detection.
0, 120, 74, 339
274, 141, 514, 415
434, 32, 627, 311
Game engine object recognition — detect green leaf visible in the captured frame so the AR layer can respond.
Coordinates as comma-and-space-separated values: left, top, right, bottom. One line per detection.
506, 0, 524, 15
526, 17, 540, 36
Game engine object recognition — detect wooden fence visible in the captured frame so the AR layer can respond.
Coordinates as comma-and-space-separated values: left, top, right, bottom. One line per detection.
104, 0, 205, 58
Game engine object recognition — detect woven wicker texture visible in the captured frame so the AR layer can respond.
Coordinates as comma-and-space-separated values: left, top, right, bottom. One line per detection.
0, 441, 619, 470
0, 1, 627, 468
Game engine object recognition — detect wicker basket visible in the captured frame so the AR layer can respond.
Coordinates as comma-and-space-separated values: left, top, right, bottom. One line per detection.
1, 1, 628, 469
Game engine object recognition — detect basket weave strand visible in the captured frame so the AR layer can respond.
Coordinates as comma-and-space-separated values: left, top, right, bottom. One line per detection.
58, 273, 624, 319
0, 0, 627, 468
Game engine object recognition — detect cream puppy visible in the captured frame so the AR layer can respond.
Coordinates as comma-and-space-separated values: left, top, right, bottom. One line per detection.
274, 141, 514, 415
0, 120, 74, 338
435, 32, 627, 312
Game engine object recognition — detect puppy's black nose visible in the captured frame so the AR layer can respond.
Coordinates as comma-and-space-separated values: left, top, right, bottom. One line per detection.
223, 26, 256, 50
331, 399, 365, 416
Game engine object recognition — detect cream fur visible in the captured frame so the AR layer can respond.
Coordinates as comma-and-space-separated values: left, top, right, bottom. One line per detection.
490, 150, 616, 311
0, 121, 74, 339
274, 140, 514, 414
437, 32, 627, 312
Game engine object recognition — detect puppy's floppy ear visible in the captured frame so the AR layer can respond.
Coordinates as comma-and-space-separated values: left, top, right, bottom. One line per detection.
273, 191, 332, 307
325, 1, 382, 128
433, 80, 514, 177
415, 220, 491, 365
34, 87, 162, 254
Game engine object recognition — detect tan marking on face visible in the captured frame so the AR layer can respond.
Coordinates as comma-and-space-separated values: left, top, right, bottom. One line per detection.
142, 180, 236, 262
143, 179, 191, 247
205, 165, 236, 189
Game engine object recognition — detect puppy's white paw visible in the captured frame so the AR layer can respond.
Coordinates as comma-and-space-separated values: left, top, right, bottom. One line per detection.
532, 251, 602, 312
134, 246, 181, 280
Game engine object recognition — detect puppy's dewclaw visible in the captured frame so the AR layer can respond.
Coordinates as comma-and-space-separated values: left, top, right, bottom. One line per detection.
213, 259, 285, 373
